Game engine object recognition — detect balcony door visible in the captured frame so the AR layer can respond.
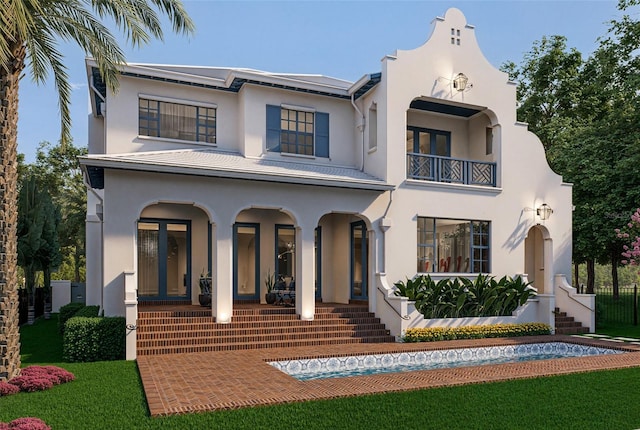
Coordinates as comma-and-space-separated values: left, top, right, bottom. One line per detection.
406, 126, 451, 157
137, 219, 191, 301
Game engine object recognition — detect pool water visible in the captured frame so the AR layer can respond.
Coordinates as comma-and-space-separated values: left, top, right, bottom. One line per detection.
269, 342, 622, 381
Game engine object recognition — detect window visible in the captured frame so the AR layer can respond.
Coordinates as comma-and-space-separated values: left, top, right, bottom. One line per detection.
406, 126, 451, 156
417, 217, 490, 274
139, 98, 216, 144
368, 104, 377, 151
266, 105, 329, 157
486, 127, 493, 155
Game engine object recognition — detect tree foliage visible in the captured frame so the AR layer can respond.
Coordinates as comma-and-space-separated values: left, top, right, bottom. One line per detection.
17, 175, 61, 305
503, 2, 640, 293
22, 141, 88, 282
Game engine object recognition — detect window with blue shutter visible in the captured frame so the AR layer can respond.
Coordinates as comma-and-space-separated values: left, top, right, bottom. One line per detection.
266, 105, 329, 157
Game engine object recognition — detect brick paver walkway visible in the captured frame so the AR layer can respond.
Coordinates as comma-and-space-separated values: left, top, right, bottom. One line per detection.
137, 335, 640, 416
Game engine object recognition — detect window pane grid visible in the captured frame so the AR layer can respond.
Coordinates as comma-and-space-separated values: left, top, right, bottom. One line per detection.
139, 98, 216, 144
417, 217, 490, 274
280, 108, 314, 155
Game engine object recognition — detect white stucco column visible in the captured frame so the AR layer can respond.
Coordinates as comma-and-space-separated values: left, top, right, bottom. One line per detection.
544, 236, 554, 295
295, 225, 315, 320
123, 270, 138, 360
85, 214, 103, 308
214, 224, 233, 323
367, 228, 377, 314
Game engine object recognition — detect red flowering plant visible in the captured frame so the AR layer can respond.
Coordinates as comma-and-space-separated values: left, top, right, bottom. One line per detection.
0, 382, 20, 396
1, 366, 75, 396
616, 208, 640, 269
0, 418, 51, 430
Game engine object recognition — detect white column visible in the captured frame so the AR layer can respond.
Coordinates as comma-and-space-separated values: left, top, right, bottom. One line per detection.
544, 237, 554, 295
213, 224, 233, 323
123, 271, 138, 360
295, 225, 315, 320
367, 228, 377, 313
85, 213, 103, 308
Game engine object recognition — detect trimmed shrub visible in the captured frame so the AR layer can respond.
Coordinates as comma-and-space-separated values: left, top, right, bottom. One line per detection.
73, 305, 101, 318
0, 382, 20, 396
58, 302, 85, 334
402, 322, 552, 343
63, 316, 126, 362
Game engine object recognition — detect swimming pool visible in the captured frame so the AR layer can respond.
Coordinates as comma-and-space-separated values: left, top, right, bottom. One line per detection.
269, 342, 623, 381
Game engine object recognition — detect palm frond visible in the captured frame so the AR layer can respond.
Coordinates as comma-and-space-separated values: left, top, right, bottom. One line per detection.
24, 23, 72, 144
148, 0, 195, 36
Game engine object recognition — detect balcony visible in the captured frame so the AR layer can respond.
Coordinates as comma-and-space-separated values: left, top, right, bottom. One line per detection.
406, 153, 496, 187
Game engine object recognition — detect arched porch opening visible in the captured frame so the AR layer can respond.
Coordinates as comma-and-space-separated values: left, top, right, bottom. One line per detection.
233, 208, 297, 303
137, 202, 210, 304
524, 225, 552, 294
317, 212, 371, 304
405, 97, 499, 188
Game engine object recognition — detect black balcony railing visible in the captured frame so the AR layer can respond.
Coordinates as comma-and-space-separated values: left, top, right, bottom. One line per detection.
406, 153, 497, 187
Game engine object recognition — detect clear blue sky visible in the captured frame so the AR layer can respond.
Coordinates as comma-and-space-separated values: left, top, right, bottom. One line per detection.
17, 0, 623, 163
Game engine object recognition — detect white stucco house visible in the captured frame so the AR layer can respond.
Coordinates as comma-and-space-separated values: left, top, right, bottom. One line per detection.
80, 8, 594, 359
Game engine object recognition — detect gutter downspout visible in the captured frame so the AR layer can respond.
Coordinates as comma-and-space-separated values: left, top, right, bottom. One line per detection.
351, 93, 366, 171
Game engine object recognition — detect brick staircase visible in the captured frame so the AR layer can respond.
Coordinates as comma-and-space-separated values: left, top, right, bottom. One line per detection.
136, 305, 395, 356
554, 307, 590, 335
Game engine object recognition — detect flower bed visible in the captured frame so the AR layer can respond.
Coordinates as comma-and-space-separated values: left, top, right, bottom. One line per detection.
0, 417, 51, 430
0, 366, 74, 396
403, 322, 551, 342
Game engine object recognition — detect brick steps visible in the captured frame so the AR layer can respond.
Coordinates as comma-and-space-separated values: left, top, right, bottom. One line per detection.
137, 305, 395, 355
554, 308, 590, 335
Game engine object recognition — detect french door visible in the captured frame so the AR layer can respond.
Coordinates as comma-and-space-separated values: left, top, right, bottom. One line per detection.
350, 221, 368, 301
233, 223, 260, 300
137, 219, 191, 301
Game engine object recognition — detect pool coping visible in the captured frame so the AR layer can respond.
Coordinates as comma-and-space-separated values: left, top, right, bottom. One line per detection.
137, 335, 640, 416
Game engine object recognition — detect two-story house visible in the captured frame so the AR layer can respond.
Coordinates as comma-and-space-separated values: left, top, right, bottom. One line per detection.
80, 8, 593, 359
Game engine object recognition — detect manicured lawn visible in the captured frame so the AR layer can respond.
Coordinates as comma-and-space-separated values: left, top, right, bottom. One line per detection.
595, 322, 640, 338
3, 317, 640, 429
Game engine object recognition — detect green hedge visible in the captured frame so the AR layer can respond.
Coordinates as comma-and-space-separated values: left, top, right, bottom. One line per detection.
63, 317, 126, 362
402, 323, 552, 343
73, 305, 101, 318
58, 302, 85, 334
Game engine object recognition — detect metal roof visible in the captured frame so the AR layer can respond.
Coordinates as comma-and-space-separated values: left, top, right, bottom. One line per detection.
79, 149, 393, 192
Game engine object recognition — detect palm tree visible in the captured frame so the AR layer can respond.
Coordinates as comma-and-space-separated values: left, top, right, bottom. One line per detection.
0, 0, 194, 381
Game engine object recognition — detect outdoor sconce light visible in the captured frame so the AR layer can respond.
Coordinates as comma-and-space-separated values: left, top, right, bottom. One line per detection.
453, 73, 469, 92
537, 203, 553, 220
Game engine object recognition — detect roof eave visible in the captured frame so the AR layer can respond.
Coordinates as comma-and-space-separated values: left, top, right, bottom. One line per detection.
78, 157, 394, 192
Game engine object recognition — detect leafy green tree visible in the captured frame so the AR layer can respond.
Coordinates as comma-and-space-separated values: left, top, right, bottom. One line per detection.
0, 0, 194, 380
504, 1, 640, 294
26, 141, 87, 282
17, 175, 60, 322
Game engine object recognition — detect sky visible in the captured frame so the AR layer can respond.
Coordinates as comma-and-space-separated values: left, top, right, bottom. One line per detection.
16, 0, 625, 163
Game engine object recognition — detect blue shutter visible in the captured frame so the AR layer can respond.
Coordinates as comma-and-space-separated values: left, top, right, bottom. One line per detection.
266, 105, 281, 152
315, 112, 329, 158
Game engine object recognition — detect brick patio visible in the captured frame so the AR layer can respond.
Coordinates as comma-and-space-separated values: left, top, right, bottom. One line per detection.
137, 335, 640, 416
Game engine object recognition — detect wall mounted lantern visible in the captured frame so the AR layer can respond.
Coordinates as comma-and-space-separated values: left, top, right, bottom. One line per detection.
537, 203, 553, 220
453, 73, 469, 92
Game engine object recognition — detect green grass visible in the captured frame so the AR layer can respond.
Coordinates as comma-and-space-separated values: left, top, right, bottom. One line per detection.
3, 316, 640, 429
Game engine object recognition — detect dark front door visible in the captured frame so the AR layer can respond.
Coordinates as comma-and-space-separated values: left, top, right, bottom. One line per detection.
137, 219, 191, 301
350, 221, 368, 301
233, 223, 260, 300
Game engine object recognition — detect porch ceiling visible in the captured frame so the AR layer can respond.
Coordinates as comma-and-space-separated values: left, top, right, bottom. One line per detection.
79, 149, 394, 191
